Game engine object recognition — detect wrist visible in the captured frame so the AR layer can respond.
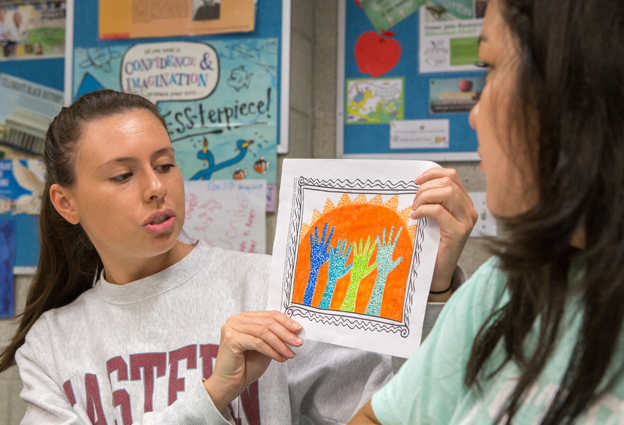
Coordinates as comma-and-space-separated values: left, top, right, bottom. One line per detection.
203, 375, 240, 413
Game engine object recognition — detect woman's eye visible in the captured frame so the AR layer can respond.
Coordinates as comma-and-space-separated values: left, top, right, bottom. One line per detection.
110, 173, 132, 183
157, 164, 175, 172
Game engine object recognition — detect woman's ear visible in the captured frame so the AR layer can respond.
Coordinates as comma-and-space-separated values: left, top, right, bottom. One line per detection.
49, 183, 80, 225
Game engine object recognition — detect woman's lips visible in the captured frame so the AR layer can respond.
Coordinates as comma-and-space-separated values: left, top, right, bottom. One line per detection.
144, 216, 176, 234
142, 209, 176, 233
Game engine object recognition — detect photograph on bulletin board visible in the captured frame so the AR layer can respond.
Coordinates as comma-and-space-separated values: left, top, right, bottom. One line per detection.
73, 38, 278, 209
99, 0, 255, 40
0, 0, 66, 60
338, 0, 487, 161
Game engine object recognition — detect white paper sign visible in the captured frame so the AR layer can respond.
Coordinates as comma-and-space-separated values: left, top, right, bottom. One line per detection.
267, 159, 441, 358
390, 119, 450, 149
183, 180, 266, 254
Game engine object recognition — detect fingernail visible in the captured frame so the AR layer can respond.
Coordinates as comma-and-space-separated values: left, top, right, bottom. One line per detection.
292, 321, 302, 330
294, 337, 304, 345
415, 173, 425, 183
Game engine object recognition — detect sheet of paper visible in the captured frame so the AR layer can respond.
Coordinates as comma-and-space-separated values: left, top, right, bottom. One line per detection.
390, 119, 449, 149
419, 3, 485, 73
99, 0, 255, 40
267, 159, 441, 358
0, 220, 16, 317
183, 180, 266, 254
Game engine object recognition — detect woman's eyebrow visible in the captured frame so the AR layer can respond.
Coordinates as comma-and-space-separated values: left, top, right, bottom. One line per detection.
98, 148, 174, 170
152, 147, 175, 159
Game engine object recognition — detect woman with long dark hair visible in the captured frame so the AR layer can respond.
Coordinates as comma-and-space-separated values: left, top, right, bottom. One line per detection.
351, 0, 624, 423
0, 89, 477, 424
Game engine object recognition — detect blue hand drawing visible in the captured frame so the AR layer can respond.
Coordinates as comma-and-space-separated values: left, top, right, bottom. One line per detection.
365, 227, 403, 317
303, 223, 335, 306
190, 139, 253, 180
318, 239, 353, 310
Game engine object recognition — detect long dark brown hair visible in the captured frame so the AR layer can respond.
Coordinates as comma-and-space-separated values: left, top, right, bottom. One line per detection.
465, 0, 624, 423
0, 90, 167, 372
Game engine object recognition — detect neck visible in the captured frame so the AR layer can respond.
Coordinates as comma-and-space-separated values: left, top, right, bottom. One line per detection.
102, 240, 194, 285
570, 226, 586, 249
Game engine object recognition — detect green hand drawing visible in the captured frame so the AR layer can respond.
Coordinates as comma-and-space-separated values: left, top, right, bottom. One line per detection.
365, 227, 403, 317
340, 236, 377, 312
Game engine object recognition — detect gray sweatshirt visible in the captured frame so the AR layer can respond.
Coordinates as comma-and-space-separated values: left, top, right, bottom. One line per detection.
15, 241, 458, 424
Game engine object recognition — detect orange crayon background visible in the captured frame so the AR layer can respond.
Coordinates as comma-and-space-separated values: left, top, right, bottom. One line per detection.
292, 198, 415, 322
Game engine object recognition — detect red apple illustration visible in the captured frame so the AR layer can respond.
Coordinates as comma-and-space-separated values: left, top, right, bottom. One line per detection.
355, 30, 402, 78
458, 79, 474, 92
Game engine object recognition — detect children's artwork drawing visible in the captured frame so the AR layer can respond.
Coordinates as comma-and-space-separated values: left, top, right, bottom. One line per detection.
267, 159, 441, 358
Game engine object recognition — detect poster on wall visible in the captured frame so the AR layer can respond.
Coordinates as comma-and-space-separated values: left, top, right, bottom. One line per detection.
73, 38, 278, 209
419, 0, 486, 73
0, 73, 64, 158
99, 0, 255, 40
0, 219, 16, 317
0, 0, 65, 60
267, 159, 441, 358
346, 78, 404, 124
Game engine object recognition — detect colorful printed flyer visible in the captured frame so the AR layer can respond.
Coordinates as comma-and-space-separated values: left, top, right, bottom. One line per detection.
99, 0, 255, 40
267, 159, 441, 358
429, 76, 485, 114
0, 159, 45, 216
346, 78, 404, 124
419, 1, 486, 73
361, 0, 424, 31
0, 0, 66, 60
73, 38, 278, 210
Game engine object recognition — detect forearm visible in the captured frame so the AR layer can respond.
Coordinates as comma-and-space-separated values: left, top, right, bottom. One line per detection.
349, 401, 380, 424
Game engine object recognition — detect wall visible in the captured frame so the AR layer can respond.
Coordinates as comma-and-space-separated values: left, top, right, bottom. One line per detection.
0, 1, 490, 422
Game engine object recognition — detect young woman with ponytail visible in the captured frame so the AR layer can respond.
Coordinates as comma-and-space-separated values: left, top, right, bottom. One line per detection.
0, 89, 476, 424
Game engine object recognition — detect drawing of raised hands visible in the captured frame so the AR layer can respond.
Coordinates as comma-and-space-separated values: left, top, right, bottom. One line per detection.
303, 223, 335, 306
319, 239, 353, 310
341, 237, 377, 312
365, 227, 403, 316
412, 168, 478, 301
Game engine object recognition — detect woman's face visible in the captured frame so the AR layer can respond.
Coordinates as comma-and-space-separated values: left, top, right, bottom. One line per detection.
469, 0, 538, 217
66, 110, 185, 267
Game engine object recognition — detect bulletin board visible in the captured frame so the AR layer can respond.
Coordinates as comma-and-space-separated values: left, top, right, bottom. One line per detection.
0, 1, 65, 272
65, 0, 291, 155
337, 0, 486, 161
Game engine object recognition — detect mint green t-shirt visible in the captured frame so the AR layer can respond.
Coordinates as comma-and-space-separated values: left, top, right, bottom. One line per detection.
372, 256, 624, 424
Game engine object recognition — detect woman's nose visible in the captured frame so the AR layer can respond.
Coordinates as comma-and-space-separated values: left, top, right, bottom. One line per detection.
469, 102, 480, 130
144, 170, 167, 202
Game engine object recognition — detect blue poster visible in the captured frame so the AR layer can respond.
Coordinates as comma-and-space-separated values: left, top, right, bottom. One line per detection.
72, 38, 278, 193
0, 219, 17, 317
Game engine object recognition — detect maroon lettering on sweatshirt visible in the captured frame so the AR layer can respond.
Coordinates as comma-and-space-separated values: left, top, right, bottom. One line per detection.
85, 373, 108, 425
200, 343, 219, 378
168, 345, 197, 405
130, 352, 166, 413
63, 380, 77, 406
106, 356, 132, 425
